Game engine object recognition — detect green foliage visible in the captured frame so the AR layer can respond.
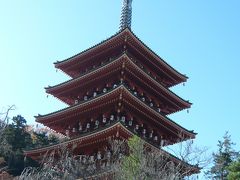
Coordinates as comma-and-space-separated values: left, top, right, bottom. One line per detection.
227, 159, 240, 180
0, 115, 59, 176
31, 131, 59, 148
115, 135, 198, 180
0, 115, 33, 175
5, 116, 32, 151
205, 132, 239, 180
120, 136, 143, 180
32, 132, 50, 147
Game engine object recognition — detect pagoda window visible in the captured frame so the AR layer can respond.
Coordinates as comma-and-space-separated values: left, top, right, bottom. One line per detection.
95, 119, 100, 129
93, 91, 97, 97
134, 124, 139, 134
86, 122, 90, 131
128, 117, 133, 127
133, 91, 138, 96
149, 99, 155, 108
83, 95, 88, 101
131, 86, 138, 96
102, 115, 107, 125
157, 107, 161, 113
142, 128, 146, 138
160, 138, 164, 147
120, 78, 124, 84
103, 87, 107, 93
74, 100, 78, 105
140, 92, 146, 102
116, 115, 120, 121
65, 129, 69, 138
154, 135, 158, 142
110, 114, 114, 122
121, 116, 126, 124
97, 151, 102, 161
149, 130, 153, 139
150, 102, 154, 107
79, 122, 83, 132
72, 127, 76, 133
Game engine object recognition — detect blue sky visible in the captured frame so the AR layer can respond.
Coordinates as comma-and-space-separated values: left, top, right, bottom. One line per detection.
0, 0, 240, 175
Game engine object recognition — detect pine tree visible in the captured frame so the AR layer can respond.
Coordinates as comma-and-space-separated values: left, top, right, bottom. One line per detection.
227, 158, 240, 180
0, 115, 33, 175
205, 132, 239, 180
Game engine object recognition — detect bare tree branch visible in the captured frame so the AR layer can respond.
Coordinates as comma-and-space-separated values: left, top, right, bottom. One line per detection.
19, 136, 208, 180
0, 105, 15, 129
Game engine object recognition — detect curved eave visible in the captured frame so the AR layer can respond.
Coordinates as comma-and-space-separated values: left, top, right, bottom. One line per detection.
46, 54, 125, 94
119, 124, 199, 174
121, 87, 196, 138
24, 122, 199, 174
124, 54, 191, 108
54, 28, 187, 84
36, 86, 122, 124
54, 30, 124, 68
46, 53, 191, 110
36, 85, 196, 139
24, 121, 122, 156
127, 29, 188, 82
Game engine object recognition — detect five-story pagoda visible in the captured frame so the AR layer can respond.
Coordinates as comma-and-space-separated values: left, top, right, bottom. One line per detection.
25, 0, 198, 175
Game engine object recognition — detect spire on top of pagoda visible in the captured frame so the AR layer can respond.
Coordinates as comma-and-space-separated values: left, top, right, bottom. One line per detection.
120, 0, 133, 30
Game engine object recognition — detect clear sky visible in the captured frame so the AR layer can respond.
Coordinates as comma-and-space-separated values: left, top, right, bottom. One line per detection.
0, 0, 240, 176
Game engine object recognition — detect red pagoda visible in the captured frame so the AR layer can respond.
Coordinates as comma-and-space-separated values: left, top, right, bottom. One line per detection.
24, 0, 198, 176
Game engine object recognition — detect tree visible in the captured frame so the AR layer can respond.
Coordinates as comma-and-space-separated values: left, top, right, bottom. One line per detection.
0, 111, 61, 176
31, 131, 59, 148
0, 105, 15, 136
114, 136, 206, 180
0, 105, 16, 173
116, 136, 142, 180
227, 158, 240, 180
19, 142, 121, 180
20, 136, 207, 180
0, 115, 33, 175
205, 132, 239, 180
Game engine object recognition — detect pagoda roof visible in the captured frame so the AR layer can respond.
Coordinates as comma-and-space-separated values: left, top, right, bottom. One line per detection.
24, 121, 122, 157
54, 28, 187, 86
24, 122, 199, 174
47, 53, 191, 113
46, 53, 125, 96
36, 85, 196, 138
